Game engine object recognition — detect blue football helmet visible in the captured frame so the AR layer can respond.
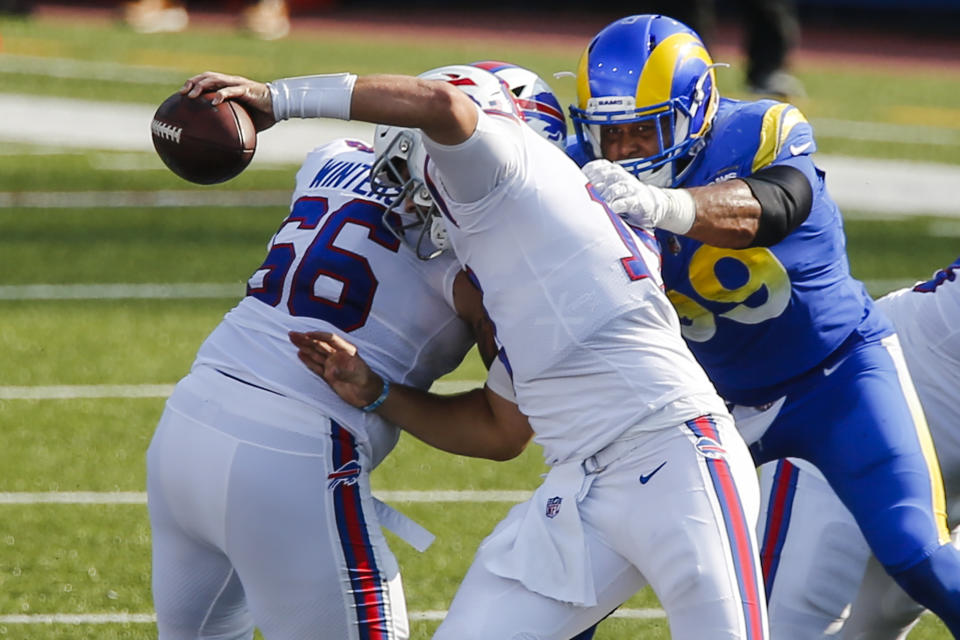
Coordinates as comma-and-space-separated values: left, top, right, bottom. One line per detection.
570, 14, 721, 187
472, 60, 568, 149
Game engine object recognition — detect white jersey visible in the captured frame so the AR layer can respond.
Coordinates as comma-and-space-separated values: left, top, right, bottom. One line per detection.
194, 138, 473, 458
876, 257, 960, 512
423, 110, 726, 464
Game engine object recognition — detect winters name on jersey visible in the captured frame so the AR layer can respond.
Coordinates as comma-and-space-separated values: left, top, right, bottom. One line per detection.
309, 159, 397, 205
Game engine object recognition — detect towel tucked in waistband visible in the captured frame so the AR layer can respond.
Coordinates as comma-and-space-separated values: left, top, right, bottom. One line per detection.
483, 460, 597, 606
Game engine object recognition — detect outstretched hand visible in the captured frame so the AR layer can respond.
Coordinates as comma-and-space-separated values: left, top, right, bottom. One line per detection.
181, 71, 277, 131
583, 159, 661, 227
583, 159, 696, 234
289, 331, 385, 409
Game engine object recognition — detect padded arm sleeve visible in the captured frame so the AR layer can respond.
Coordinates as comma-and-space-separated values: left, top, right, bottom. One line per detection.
742, 164, 814, 247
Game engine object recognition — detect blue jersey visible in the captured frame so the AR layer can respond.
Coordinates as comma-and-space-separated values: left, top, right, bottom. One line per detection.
570, 98, 891, 404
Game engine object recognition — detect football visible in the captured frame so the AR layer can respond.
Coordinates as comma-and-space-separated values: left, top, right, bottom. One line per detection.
151, 92, 257, 185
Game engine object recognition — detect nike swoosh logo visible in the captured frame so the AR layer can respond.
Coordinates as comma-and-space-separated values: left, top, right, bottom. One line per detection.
823, 354, 849, 376
789, 141, 812, 156
639, 461, 667, 484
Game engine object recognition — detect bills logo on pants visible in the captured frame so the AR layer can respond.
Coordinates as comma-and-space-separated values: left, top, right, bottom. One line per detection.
330, 422, 393, 640
328, 459, 362, 489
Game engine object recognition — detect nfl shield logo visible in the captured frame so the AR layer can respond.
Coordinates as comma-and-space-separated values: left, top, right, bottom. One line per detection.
545, 496, 562, 519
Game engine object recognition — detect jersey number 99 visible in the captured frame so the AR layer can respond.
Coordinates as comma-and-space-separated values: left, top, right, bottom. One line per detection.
668, 246, 790, 342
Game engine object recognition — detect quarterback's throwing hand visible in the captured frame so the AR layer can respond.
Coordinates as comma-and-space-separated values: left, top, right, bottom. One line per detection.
182, 71, 277, 131
289, 331, 384, 409
582, 159, 696, 234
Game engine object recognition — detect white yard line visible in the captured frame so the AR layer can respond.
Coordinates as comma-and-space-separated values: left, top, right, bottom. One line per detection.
0, 613, 159, 625
0, 609, 667, 624
0, 93, 372, 165
0, 54, 185, 85
0, 489, 529, 504
0, 492, 147, 504
0, 277, 919, 303
0, 283, 243, 300
0, 190, 290, 208
0, 384, 176, 399
0, 380, 479, 400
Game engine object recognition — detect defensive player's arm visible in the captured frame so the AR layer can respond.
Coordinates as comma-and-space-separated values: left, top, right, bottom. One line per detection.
180, 71, 477, 146
683, 181, 763, 248
686, 164, 814, 248
288, 331, 531, 462
585, 159, 812, 249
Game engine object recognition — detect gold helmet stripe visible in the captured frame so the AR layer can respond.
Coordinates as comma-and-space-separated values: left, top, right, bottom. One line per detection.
635, 33, 713, 112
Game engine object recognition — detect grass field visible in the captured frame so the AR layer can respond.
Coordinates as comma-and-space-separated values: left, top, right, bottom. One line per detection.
1, 8, 959, 639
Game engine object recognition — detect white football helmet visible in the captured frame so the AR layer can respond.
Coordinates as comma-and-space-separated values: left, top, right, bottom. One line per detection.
472, 60, 568, 149
370, 64, 520, 260
417, 63, 521, 117
370, 124, 443, 260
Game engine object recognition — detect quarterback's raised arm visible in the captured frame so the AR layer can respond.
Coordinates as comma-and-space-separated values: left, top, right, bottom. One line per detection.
182, 71, 478, 146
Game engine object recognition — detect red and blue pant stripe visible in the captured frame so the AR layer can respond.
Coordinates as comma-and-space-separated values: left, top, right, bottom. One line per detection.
759, 459, 799, 600
330, 421, 391, 640
688, 415, 767, 640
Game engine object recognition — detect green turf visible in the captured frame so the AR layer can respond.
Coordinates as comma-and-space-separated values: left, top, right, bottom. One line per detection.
1, 8, 957, 639
844, 217, 960, 292
0, 15, 580, 104
0, 299, 233, 384
0, 398, 160, 491
0, 505, 152, 614
0, 206, 282, 283
0, 148, 298, 191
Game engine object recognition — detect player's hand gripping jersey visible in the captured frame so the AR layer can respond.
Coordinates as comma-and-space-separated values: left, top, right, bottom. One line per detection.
193, 138, 473, 460
652, 98, 891, 404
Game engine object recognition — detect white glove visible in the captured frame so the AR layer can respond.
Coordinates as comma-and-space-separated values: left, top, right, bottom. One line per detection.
582, 159, 696, 234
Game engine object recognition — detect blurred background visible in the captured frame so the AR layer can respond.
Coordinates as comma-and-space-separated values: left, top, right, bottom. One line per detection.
1, 2, 958, 639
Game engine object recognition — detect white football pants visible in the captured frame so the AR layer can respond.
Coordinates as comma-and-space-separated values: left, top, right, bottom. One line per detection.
435, 414, 768, 640
147, 366, 408, 640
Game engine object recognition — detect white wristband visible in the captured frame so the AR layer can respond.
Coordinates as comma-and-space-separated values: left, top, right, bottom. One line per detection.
267, 73, 357, 121
657, 187, 697, 234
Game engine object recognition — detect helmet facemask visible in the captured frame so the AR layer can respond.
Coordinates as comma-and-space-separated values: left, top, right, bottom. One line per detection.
570, 14, 723, 187
370, 126, 446, 261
